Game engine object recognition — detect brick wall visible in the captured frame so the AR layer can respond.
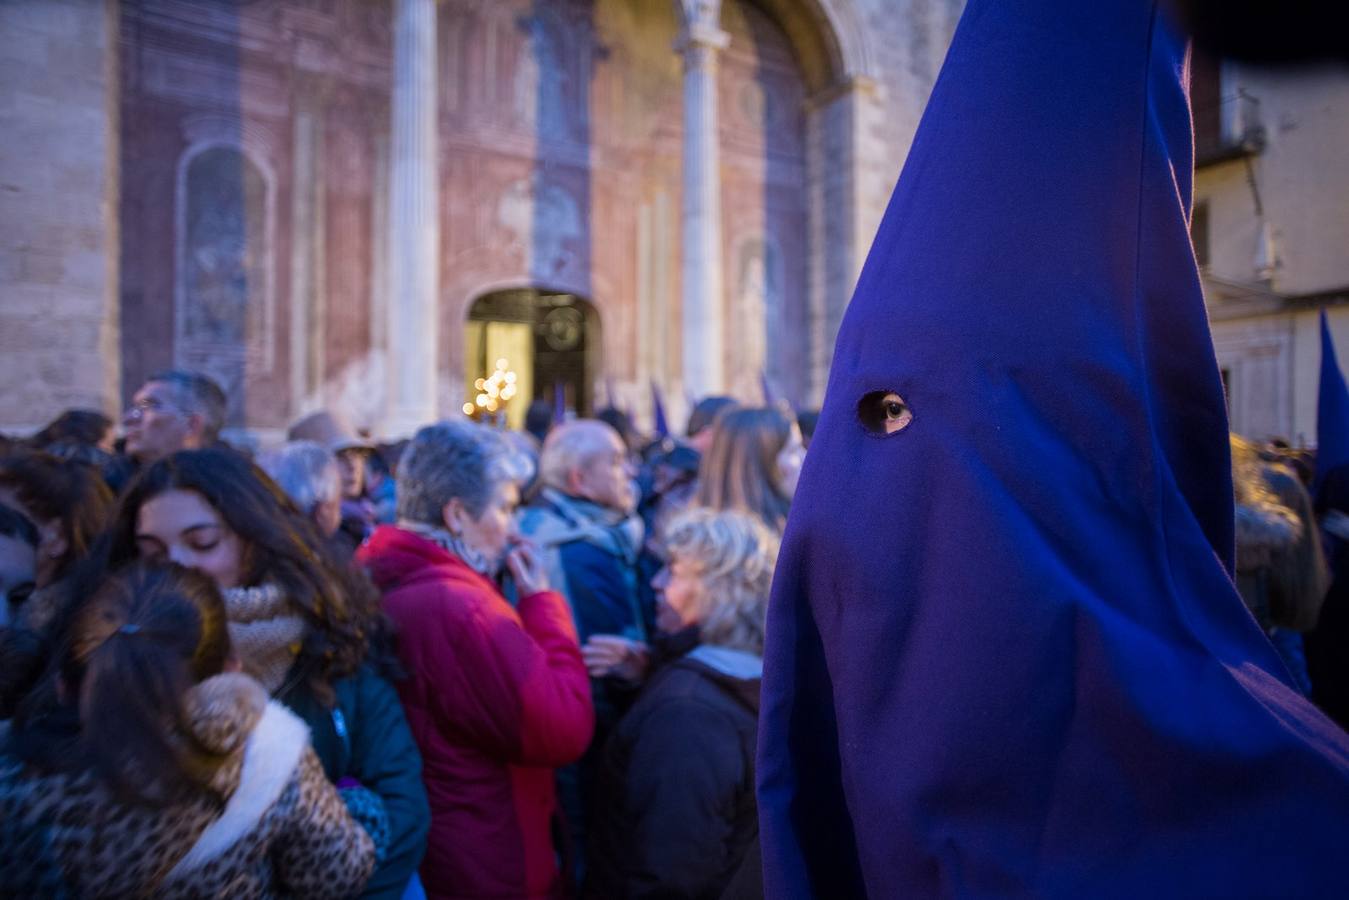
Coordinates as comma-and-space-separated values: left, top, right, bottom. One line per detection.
0, 0, 121, 433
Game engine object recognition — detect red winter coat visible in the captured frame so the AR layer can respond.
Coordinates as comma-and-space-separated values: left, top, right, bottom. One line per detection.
358, 526, 594, 899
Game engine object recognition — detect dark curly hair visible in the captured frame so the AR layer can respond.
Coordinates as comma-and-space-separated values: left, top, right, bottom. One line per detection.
105, 448, 380, 706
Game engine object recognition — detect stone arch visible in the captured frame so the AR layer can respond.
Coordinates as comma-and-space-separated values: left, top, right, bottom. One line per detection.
676, 0, 875, 94
755, 0, 876, 93
676, 0, 875, 404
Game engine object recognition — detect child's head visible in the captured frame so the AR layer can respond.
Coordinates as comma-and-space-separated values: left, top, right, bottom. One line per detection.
70, 561, 232, 803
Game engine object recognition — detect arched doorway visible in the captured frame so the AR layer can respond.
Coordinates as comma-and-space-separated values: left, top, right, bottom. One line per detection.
464, 288, 601, 428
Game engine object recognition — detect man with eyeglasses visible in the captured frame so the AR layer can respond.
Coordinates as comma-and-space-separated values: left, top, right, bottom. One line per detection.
105, 369, 227, 492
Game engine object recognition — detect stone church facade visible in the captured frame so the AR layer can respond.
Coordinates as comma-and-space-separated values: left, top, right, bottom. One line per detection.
2, 0, 964, 440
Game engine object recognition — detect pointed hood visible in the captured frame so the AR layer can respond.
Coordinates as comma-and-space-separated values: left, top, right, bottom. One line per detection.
1315, 309, 1349, 491
551, 382, 566, 429
757, 1, 1349, 897
759, 370, 777, 407
650, 380, 670, 438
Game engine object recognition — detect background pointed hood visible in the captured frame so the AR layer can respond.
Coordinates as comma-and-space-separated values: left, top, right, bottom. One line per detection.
1316, 310, 1349, 491
650, 380, 670, 438
757, 0, 1349, 896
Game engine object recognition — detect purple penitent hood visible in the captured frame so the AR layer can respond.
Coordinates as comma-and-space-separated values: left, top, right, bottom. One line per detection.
756, 0, 1349, 896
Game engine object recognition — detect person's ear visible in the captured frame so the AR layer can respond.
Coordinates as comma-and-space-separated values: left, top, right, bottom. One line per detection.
184, 411, 207, 445
441, 498, 469, 536
565, 466, 587, 496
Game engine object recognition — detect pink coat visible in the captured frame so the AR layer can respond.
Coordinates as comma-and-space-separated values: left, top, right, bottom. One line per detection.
358, 526, 594, 899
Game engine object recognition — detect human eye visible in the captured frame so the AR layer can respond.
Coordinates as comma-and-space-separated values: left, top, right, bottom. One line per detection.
858, 391, 914, 435
187, 528, 222, 552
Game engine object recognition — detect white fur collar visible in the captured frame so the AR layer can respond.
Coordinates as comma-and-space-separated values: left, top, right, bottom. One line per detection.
688, 644, 763, 679
165, 699, 309, 879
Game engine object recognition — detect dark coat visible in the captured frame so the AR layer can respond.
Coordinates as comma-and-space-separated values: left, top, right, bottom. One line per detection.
587, 651, 761, 900
280, 664, 430, 900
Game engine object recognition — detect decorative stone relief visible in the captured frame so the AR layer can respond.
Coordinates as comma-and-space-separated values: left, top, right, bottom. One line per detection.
496, 177, 534, 251
733, 235, 784, 388
516, 14, 573, 141
533, 182, 583, 279
495, 176, 583, 281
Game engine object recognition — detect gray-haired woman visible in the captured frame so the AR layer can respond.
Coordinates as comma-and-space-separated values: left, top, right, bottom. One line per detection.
259, 440, 344, 539
356, 419, 594, 900
585, 507, 779, 899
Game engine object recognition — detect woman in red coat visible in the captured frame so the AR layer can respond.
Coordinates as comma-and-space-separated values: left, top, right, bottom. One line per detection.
358, 419, 594, 899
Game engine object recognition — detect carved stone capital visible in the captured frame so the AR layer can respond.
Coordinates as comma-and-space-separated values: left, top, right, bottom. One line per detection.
674, 0, 728, 64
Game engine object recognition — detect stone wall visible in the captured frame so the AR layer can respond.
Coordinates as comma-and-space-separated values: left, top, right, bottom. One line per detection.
0, 0, 120, 433
0, 0, 969, 435
1198, 61, 1349, 443
1197, 64, 1349, 298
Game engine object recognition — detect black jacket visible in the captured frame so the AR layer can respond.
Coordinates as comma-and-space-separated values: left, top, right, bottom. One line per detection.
586, 651, 761, 899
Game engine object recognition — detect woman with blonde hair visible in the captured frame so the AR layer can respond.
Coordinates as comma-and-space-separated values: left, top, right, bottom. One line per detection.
586, 507, 778, 898
695, 405, 804, 535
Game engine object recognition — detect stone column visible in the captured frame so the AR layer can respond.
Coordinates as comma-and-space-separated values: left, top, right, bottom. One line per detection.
676, 1, 729, 400
804, 76, 881, 404
385, 0, 439, 437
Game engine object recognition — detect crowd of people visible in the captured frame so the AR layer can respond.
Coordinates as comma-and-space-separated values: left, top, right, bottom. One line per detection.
4, 366, 1346, 898
5, 1, 1349, 893
0, 367, 811, 898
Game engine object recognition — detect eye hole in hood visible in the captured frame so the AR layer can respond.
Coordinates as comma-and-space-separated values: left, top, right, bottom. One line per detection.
858, 391, 913, 436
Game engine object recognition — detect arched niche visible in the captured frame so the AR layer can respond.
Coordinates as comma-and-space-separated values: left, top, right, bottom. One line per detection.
174, 141, 277, 425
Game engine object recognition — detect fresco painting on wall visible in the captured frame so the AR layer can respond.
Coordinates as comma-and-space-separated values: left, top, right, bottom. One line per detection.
177, 145, 274, 426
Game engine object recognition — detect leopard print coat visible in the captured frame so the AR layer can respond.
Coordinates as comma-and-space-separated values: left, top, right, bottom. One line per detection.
0, 673, 375, 898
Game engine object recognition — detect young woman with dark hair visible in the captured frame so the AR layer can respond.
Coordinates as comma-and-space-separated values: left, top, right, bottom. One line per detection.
0, 562, 375, 897
101, 448, 429, 899
0, 450, 114, 590
0, 452, 117, 717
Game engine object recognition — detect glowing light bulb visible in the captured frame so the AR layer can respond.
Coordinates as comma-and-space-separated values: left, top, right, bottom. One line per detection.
496, 358, 508, 371
504, 371, 517, 384
477, 393, 489, 406
462, 402, 475, 415
474, 378, 485, 390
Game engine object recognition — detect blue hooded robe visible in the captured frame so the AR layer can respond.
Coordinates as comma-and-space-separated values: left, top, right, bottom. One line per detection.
756, 1, 1349, 896
1316, 310, 1349, 494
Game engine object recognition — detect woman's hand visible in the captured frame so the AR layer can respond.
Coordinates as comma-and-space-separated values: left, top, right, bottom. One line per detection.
506, 540, 551, 596
581, 635, 651, 682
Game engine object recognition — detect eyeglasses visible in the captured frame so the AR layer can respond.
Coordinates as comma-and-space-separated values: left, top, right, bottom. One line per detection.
124, 396, 180, 420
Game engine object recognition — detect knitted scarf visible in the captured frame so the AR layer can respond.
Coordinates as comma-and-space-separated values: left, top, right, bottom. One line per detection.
398, 521, 497, 577
221, 583, 306, 694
